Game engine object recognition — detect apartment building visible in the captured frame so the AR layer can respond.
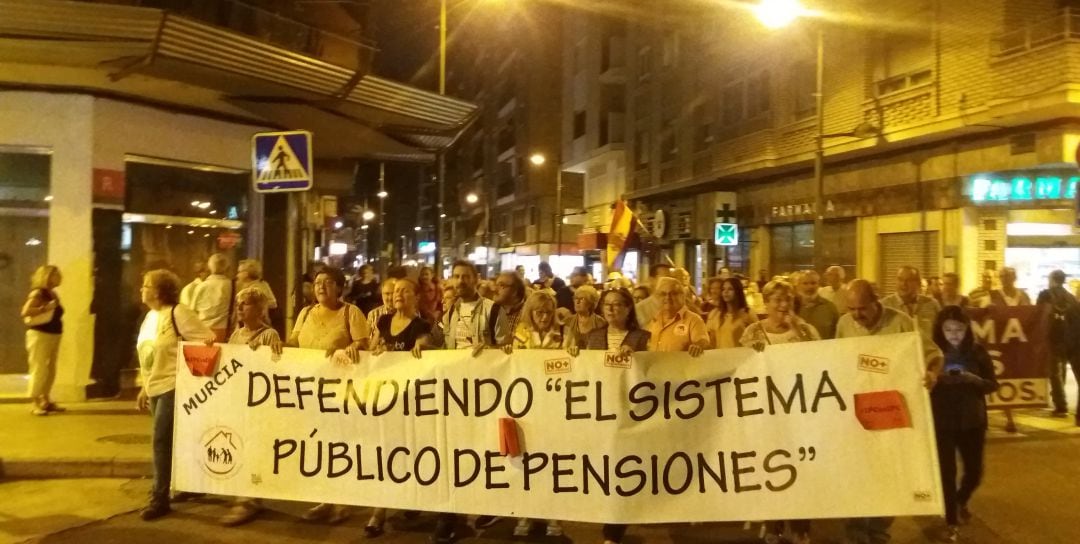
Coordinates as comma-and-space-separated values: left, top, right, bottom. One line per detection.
443, 2, 579, 278
618, 0, 1080, 294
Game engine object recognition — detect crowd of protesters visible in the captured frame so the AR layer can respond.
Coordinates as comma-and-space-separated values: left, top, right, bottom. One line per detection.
25, 251, 1080, 544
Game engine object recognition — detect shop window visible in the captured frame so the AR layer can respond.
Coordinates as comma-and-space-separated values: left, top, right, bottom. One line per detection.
770, 222, 815, 275
0, 152, 50, 376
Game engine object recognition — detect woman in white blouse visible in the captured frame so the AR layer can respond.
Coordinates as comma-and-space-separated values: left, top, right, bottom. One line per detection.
136, 269, 215, 522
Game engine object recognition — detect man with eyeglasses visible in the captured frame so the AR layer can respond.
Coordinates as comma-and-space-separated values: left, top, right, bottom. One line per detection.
645, 277, 709, 356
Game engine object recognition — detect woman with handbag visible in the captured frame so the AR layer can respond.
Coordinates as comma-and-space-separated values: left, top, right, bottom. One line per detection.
21, 265, 64, 416
135, 269, 215, 521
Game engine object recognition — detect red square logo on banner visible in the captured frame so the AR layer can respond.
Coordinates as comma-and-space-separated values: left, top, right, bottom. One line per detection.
854, 390, 911, 430
183, 345, 221, 377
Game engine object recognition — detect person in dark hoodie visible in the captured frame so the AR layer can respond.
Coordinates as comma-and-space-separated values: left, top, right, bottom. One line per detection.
931, 305, 999, 543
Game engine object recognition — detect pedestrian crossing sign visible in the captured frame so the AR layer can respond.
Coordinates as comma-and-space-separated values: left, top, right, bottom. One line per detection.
252, 130, 313, 193
715, 223, 738, 246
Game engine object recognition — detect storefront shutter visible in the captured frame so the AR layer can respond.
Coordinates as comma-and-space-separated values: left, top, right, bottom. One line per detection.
878, 231, 940, 295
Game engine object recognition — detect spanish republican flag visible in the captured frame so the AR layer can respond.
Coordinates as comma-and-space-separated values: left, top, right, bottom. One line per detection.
605, 199, 637, 270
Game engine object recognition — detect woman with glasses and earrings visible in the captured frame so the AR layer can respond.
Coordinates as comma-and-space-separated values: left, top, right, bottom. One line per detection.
566, 287, 650, 544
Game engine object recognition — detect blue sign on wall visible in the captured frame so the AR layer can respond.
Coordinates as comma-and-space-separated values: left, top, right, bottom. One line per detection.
252, 131, 313, 193
969, 171, 1078, 203
715, 223, 739, 246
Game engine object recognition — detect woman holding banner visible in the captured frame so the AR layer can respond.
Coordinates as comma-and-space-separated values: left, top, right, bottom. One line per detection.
502, 290, 566, 537
135, 269, 215, 521
706, 277, 757, 349
566, 286, 649, 544
931, 306, 998, 543
364, 278, 436, 537
739, 279, 818, 544
285, 266, 370, 525
219, 287, 282, 526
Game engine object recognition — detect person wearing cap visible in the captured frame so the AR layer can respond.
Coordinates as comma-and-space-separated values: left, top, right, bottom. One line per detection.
1037, 269, 1079, 419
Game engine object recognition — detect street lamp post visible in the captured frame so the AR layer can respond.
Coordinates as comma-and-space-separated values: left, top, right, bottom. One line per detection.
529, 152, 563, 260
754, 0, 826, 270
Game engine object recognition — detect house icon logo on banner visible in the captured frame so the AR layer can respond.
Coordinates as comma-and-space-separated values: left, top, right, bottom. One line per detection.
252, 130, 313, 193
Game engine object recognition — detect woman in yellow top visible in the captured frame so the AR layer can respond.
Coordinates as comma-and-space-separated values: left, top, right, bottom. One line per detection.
706, 277, 758, 349
284, 266, 370, 524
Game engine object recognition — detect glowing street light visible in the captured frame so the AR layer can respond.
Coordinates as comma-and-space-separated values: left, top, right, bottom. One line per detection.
362, 210, 376, 221
333, 220, 344, 229
377, 189, 388, 199
414, 226, 422, 232
753, 0, 805, 29
529, 153, 546, 166
465, 192, 479, 204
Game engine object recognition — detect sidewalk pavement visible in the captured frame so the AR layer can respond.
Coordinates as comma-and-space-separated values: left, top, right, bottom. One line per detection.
0, 399, 152, 479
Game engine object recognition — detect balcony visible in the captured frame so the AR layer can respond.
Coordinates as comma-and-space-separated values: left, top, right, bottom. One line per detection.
994, 8, 1080, 57
599, 35, 627, 83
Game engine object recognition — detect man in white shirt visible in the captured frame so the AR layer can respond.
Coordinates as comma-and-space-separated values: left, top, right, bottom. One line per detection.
818, 265, 849, 312
179, 261, 209, 308
191, 253, 233, 342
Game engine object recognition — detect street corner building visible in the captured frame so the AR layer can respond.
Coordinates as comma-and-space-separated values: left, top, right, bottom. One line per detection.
0, 0, 477, 402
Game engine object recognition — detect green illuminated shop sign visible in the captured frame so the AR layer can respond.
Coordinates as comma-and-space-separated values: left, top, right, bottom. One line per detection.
969, 173, 1078, 202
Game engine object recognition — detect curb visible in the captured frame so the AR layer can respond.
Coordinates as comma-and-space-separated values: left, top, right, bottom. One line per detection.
0, 457, 151, 479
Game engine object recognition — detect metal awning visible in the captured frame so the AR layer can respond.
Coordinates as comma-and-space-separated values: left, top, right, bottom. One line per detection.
0, 0, 479, 161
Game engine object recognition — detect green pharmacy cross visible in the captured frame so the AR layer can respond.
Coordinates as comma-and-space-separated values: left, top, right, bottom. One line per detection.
715, 223, 738, 246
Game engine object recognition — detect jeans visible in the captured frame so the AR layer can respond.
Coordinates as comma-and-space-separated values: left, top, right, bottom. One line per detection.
936, 427, 986, 525
845, 517, 893, 544
150, 390, 176, 506
1049, 356, 1080, 413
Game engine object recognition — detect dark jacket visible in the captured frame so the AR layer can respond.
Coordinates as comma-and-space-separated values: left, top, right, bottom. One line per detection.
931, 343, 998, 431
584, 326, 651, 352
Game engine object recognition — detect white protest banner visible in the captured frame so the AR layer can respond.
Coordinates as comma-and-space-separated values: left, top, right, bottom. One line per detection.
173, 332, 943, 523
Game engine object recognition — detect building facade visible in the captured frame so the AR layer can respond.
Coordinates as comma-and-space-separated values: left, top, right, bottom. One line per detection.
443, 2, 580, 279
611, 0, 1080, 295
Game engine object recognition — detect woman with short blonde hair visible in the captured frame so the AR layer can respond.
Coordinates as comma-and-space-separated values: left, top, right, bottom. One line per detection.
21, 265, 64, 415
